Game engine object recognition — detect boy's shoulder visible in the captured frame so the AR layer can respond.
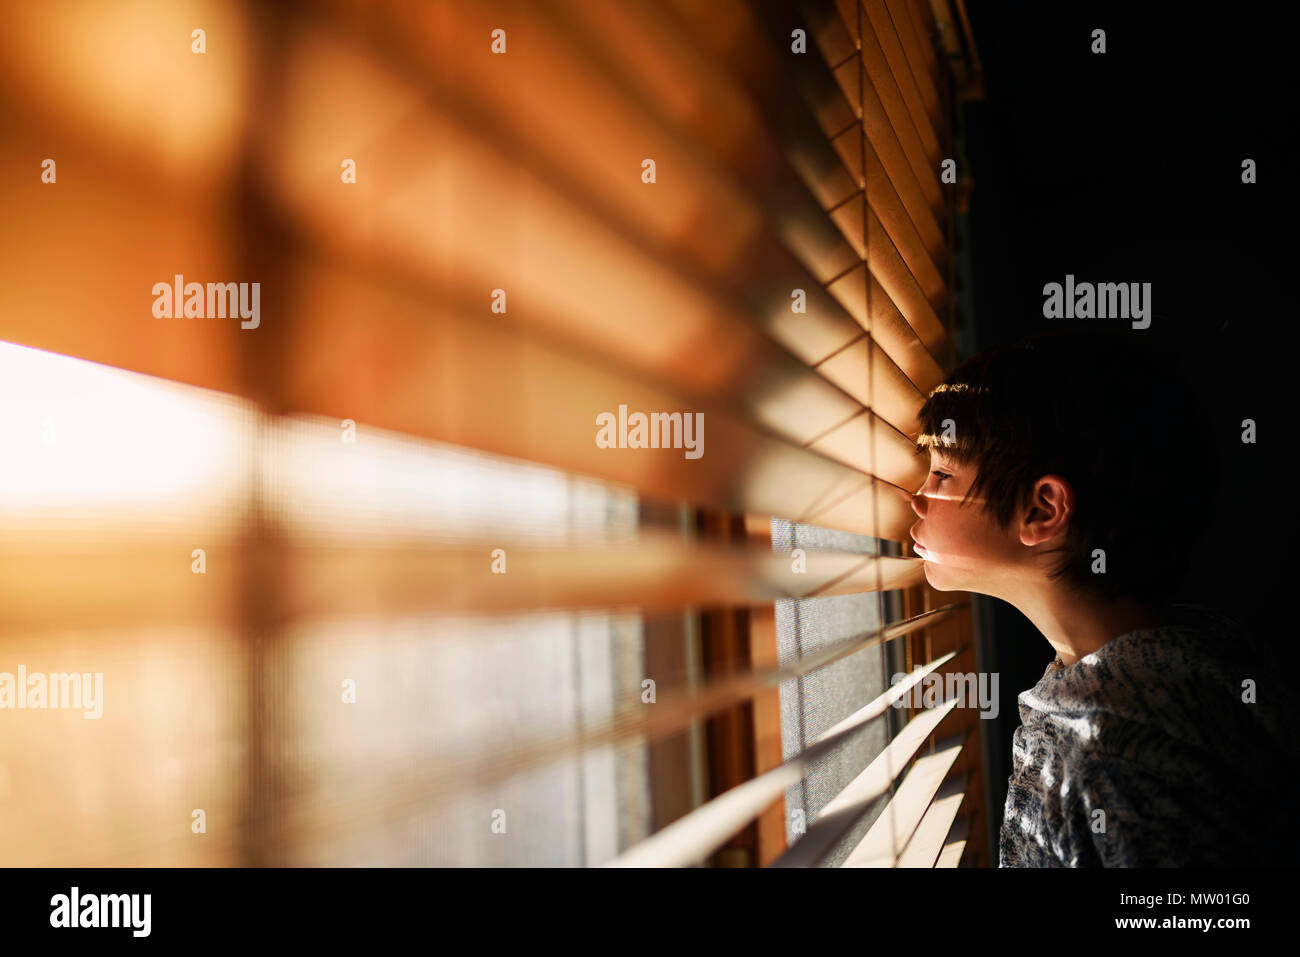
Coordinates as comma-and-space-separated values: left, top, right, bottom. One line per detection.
1007, 605, 1293, 866
1025, 603, 1290, 765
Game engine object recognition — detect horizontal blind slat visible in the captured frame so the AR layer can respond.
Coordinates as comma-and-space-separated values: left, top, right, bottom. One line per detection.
882, 0, 945, 134
892, 772, 969, 867
606, 646, 963, 866
840, 729, 969, 866
935, 814, 971, 868
0, 536, 927, 631
770, 696, 961, 867
903, 0, 941, 82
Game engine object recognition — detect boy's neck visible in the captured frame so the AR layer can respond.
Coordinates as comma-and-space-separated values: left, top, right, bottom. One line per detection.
1009, 586, 1164, 667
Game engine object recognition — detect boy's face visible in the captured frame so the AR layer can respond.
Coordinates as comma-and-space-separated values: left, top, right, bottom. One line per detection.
908, 450, 1027, 596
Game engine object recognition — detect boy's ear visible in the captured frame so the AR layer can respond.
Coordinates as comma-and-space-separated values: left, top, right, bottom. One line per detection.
1019, 474, 1074, 546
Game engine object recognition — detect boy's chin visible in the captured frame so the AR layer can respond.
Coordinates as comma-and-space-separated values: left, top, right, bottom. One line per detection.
923, 562, 995, 599
922, 561, 964, 593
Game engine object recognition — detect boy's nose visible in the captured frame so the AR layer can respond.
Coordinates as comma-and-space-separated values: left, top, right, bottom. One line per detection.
911, 488, 927, 518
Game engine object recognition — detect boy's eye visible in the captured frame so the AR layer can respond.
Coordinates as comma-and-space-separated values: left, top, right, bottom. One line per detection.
931, 470, 952, 483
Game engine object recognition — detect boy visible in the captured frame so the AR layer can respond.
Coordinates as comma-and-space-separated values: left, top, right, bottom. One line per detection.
910, 330, 1294, 867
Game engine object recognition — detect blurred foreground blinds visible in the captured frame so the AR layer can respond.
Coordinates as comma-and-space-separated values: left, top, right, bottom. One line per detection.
0, 0, 984, 865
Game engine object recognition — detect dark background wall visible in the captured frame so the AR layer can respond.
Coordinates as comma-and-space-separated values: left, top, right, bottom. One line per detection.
953, 2, 1290, 855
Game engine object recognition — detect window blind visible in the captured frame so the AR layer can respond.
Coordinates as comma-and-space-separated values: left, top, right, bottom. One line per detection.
0, 0, 984, 866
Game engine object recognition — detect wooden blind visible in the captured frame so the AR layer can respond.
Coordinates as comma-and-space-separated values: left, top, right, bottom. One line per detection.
0, 0, 985, 866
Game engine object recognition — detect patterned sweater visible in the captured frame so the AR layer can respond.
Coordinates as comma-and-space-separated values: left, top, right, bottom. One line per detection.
998, 605, 1296, 867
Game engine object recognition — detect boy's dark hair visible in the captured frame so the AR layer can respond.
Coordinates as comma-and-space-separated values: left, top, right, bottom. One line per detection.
915, 329, 1219, 605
